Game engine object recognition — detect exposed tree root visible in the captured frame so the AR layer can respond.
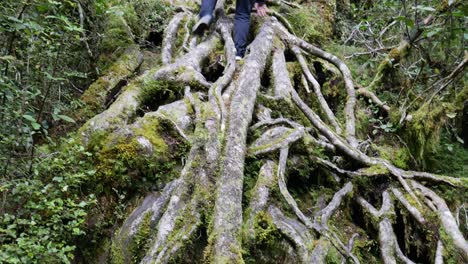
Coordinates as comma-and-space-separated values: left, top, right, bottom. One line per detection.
358, 191, 415, 264
210, 19, 275, 263
71, 4, 467, 263
268, 205, 315, 263
411, 181, 468, 261
291, 45, 342, 133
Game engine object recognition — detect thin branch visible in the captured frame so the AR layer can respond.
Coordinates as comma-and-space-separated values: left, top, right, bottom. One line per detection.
356, 87, 391, 112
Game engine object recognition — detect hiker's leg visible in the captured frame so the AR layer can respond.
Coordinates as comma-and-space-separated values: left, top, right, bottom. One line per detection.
193, 0, 218, 34
200, 0, 218, 18
234, 0, 254, 57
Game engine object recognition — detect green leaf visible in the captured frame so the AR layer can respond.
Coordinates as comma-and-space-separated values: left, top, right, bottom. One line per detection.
6, 16, 22, 23
413, 5, 436, 12
53, 177, 63, 182
446, 112, 457, 119
31, 122, 41, 130
0, 55, 16, 62
22, 114, 36, 122
57, 115, 75, 123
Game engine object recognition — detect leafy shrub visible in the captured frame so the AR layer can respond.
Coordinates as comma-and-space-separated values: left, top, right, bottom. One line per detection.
0, 139, 97, 263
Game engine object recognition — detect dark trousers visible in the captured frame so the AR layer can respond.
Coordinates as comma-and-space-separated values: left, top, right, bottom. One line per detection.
199, 0, 254, 57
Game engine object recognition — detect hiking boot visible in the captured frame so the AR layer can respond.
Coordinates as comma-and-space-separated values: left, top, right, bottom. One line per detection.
192, 15, 212, 35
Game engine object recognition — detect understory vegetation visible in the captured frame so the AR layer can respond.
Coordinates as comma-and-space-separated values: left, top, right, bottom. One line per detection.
0, 0, 466, 263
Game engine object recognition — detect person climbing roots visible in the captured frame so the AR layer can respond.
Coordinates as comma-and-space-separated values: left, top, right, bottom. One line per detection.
192, 0, 268, 60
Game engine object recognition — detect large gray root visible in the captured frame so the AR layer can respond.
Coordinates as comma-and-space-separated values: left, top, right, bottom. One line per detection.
272, 42, 294, 98
210, 19, 275, 263
112, 180, 178, 263
315, 182, 353, 229
213, 15, 236, 136
390, 188, 425, 224
411, 181, 468, 261
154, 33, 221, 87
277, 147, 314, 228
249, 126, 305, 155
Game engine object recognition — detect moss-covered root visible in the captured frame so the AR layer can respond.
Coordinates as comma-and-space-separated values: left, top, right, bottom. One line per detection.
111, 180, 178, 264
268, 205, 315, 263
153, 33, 221, 88
365, 40, 411, 91
208, 19, 275, 263
411, 181, 468, 261
274, 21, 358, 147
78, 74, 145, 143
162, 12, 187, 65
358, 191, 415, 264
79, 45, 143, 120
245, 160, 276, 239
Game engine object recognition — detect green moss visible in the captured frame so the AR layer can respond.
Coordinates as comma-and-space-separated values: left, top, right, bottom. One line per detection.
248, 130, 295, 154
86, 116, 186, 191
99, 4, 136, 65
401, 103, 454, 168
256, 95, 312, 129
286, 6, 333, 44
352, 238, 380, 262
130, 211, 153, 263
361, 164, 389, 175
243, 210, 293, 264
98, 1, 173, 70
138, 78, 185, 107
374, 144, 410, 169
78, 45, 141, 120
111, 235, 125, 264
439, 227, 464, 263
355, 105, 372, 138
325, 246, 343, 263
133, 118, 168, 153
253, 212, 281, 246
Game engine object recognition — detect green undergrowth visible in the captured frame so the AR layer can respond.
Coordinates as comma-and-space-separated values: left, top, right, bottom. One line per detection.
426, 137, 468, 178
325, 43, 373, 86
0, 137, 97, 263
